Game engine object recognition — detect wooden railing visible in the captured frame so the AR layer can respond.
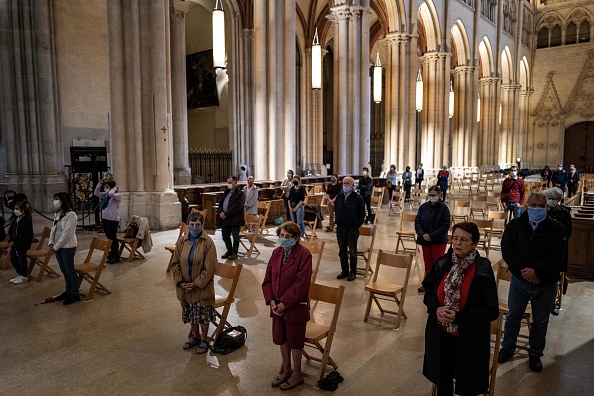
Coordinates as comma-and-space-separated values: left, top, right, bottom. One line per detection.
188, 149, 233, 184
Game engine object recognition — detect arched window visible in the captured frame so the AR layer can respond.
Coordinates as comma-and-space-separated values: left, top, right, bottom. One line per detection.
537, 27, 549, 48
550, 25, 562, 47
578, 21, 591, 42
566, 21, 577, 44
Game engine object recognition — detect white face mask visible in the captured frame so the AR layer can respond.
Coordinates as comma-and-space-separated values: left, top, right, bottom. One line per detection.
570, 169, 575, 173
546, 199, 559, 208
53, 200, 61, 209
227, 183, 233, 190
558, 167, 563, 171
13, 209, 22, 217
429, 196, 440, 204
362, 171, 368, 176
510, 171, 517, 177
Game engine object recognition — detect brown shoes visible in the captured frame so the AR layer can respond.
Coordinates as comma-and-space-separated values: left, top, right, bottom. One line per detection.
271, 370, 292, 387
279, 377, 304, 390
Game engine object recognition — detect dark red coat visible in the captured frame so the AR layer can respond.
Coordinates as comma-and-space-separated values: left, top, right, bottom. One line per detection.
262, 243, 312, 324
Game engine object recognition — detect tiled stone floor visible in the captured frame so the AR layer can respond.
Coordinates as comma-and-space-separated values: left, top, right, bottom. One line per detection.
1, 202, 593, 395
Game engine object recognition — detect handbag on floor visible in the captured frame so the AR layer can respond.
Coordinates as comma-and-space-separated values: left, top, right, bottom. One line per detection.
211, 326, 247, 355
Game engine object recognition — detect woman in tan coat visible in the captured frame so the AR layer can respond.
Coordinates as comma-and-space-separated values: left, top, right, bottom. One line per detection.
171, 211, 218, 354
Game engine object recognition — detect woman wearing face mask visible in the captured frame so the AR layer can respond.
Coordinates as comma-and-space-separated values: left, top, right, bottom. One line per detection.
171, 211, 217, 354
280, 170, 295, 221
544, 187, 572, 316
48, 192, 79, 305
94, 178, 122, 264
415, 186, 451, 292
7, 202, 34, 284
262, 221, 312, 390
540, 166, 552, 188
437, 166, 450, 202
289, 175, 306, 238
386, 164, 398, 199
324, 174, 341, 232
402, 166, 413, 200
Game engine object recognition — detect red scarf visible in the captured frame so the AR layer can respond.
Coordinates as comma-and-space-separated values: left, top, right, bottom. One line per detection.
442, 250, 477, 333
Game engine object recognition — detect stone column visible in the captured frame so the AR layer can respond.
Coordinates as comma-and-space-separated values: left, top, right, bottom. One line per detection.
349, 8, 361, 171
478, 77, 500, 169
0, 0, 65, 211
239, 28, 254, 173
384, 36, 399, 169
169, 0, 191, 185
499, 83, 521, 166
518, 89, 533, 167
304, 48, 326, 174
358, 6, 371, 173
451, 66, 476, 167
253, 1, 268, 178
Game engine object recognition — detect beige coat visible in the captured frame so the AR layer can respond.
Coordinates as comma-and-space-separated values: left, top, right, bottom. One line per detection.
171, 232, 217, 307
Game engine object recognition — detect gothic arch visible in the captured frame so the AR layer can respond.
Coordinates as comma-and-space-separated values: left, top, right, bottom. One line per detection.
565, 7, 593, 25
520, 56, 530, 91
535, 10, 564, 31
451, 20, 470, 67
384, 0, 406, 33
478, 37, 494, 78
500, 46, 513, 84
417, 1, 441, 53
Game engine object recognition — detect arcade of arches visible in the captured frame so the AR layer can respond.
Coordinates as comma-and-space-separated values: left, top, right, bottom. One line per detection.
2, 0, 594, 228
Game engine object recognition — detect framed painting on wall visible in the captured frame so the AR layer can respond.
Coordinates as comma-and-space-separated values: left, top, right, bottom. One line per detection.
186, 49, 219, 109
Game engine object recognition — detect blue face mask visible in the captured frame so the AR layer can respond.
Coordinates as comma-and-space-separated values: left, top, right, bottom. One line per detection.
343, 186, 352, 193
278, 237, 297, 248
188, 226, 202, 238
527, 207, 547, 223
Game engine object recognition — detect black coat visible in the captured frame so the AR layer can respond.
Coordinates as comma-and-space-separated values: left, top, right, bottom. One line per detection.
501, 212, 566, 286
334, 191, 365, 228
218, 188, 246, 226
422, 249, 499, 395
415, 201, 451, 246
8, 214, 34, 251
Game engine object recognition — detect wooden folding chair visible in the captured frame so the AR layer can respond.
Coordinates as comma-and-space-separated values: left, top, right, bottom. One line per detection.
26, 227, 61, 281
117, 236, 145, 262
554, 272, 566, 311
356, 224, 377, 279
0, 235, 11, 270
364, 250, 413, 329
301, 240, 325, 284
451, 200, 471, 224
303, 283, 345, 381
209, 262, 243, 340
469, 218, 493, 258
75, 237, 113, 301
303, 197, 320, 241
256, 201, 271, 234
487, 210, 507, 251
388, 191, 404, 215
165, 222, 188, 272
239, 214, 265, 257
395, 212, 419, 266
470, 195, 488, 218
370, 187, 385, 220
496, 260, 531, 350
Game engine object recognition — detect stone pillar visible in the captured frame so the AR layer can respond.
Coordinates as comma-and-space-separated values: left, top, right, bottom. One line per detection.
518, 89, 534, 167
107, 0, 179, 229
331, 7, 350, 173
0, 0, 65, 212
499, 84, 521, 166
451, 66, 476, 167
169, 0, 191, 185
239, 28, 254, 173
478, 77, 500, 169
304, 48, 326, 174
358, 6, 371, 173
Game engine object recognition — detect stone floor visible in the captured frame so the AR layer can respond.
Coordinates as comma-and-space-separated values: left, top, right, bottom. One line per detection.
1, 201, 594, 395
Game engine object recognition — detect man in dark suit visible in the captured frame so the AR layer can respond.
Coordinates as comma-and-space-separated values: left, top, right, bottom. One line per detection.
218, 176, 245, 260
334, 176, 366, 281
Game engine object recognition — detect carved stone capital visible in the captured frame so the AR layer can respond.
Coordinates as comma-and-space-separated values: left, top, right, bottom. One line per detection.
451, 66, 475, 76
479, 77, 500, 86
501, 83, 522, 92
329, 6, 351, 22
242, 29, 254, 39
170, 0, 189, 22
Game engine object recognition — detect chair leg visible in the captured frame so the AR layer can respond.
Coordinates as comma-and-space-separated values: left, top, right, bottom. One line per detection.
364, 294, 373, 322
166, 252, 174, 272
1, 251, 11, 270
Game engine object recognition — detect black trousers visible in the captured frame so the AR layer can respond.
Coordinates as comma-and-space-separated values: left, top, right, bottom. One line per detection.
363, 195, 372, 222
102, 219, 120, 259
221, 220, 240, 254
336, 226, 359, 275
10, 247, 28, 277
436, 333, 478, 396
283, 198, 291, 221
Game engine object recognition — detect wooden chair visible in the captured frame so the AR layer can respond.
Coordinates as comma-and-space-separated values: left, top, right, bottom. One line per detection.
370, 187, 385, 220
487, 210, 507, 251
239, 214, 265, 257
388, 191, 404, 215
364, 250, 413, 329
356, 224, 377, 279
117, 236, 145, 262
26, 227, 60, 282
0, 235, 11, 270
470, 195, 488, 219
301, 240, 325, 284
303, 196, 320, 241
496, 260, 531, 350
165, 222, 188, 272
451, 200, 471, 224
395, 212, 419, 266
303, 283, 345, 381
469, 218, 493, 258
408, 186, 424, 209
209, 262, 243, 340
75, 237, 113, 301
256, 201, 271, 234
554, 272, 567, 311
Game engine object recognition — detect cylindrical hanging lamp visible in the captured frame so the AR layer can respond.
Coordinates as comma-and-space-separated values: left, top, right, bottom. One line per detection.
373, 52, 382, 103
449, 81, 454, 118
312, 28, 321, 90
477, 93, 481, 122
416, 70, 423, 112
212, 0, 226, 69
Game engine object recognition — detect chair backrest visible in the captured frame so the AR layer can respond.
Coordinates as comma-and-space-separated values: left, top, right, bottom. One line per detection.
177, 222, 189, 240
82, 237, 112, 268
488, 210, 507, 221
469, 218, 494, 230
371, 249, 413, 287
391, 190, 404, 203
358, 224, 377, 252
454, 200, 471, 208
371, 187, 385, 208
400, 212, 417, 231
495, 259, 512, 286
301, 240, 325, 283
242, 214, 262, 233
257, 201, 271, 218
308, 283, 345, 332
35, 227, 52, 250
214, 262, 243, 301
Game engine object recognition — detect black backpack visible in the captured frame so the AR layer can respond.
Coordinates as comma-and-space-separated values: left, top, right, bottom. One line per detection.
211, 326, 247, 355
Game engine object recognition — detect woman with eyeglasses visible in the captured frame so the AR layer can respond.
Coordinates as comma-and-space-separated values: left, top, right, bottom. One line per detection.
262, 221, 312, 390
422, 222, 499, 396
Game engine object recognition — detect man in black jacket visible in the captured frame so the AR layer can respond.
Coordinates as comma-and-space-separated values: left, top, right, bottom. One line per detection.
358, 167, 374, 224
498, 192, 566, 372
218, 176, 245, 260
334, 177, 366, 281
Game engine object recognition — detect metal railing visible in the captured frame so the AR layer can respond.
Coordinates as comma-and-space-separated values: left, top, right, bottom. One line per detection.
188, 149, 233, 184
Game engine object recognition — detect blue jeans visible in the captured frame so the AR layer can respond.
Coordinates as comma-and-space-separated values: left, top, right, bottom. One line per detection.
55, 247, 79, 295
502, 275, 556, 357
289, 203, 305, 237
504, 202, 522, 220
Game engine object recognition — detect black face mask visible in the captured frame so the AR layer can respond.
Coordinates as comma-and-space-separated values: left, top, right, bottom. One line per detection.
293, 181, 299, 186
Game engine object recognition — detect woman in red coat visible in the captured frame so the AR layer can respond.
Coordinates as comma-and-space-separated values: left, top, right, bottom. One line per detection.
262, 221, 312, 390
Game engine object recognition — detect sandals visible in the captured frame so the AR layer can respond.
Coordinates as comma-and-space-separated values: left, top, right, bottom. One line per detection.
183, 337, 201, 350
196, 340, 209, 354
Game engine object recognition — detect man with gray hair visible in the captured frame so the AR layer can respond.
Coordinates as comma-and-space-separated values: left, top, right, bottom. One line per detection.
498, 192, 566, 372
334, 176, 366, 281
544, 187, 572, 316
